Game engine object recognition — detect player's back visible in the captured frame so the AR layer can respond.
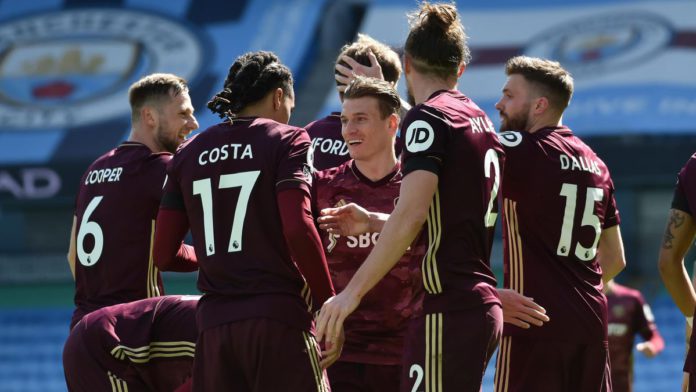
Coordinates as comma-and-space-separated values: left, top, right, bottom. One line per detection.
401, 90, 504, 313
500, 127, 619, 342
72, 142, 169, 328
167, 117, 314, 331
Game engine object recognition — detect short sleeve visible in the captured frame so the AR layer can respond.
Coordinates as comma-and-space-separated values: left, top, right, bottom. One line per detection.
603, 180, 620, 229
400, 106, 449, 177
672, 155, 696, 216
634, 294, 657, 341
160, 157, 185, 211
276, 128, 313, 195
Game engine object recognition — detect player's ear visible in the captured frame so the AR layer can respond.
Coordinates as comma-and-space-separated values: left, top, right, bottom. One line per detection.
534, 96, 549, 115
142, 105, 157, 127
457, 62, 466, 78
273, 88, 283, 111
388, 113, 399, 134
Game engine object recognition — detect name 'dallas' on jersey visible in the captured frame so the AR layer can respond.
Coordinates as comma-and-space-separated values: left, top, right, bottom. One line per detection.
499, 127, 620, 343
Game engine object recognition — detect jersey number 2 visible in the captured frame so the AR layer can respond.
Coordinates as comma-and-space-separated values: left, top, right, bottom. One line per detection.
557, 183, 603, 261
193, 171, 260, 256
484, 149, 501, 228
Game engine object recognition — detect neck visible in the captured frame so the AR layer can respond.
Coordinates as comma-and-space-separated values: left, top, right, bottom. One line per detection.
128, 126, 161, 153
527, 114, 563, 134
353, 150, 398, 182
411, 73, 456, 105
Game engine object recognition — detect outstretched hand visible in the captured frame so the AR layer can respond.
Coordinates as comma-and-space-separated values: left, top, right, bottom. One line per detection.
498, 288, 549, 328
318, 203, 371, 236
335, 51, 385, 93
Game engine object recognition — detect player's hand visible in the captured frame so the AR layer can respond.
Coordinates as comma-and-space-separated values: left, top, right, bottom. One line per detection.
316, 292, 360, 355
636, 341, 658, 358
318, 203, 371, 236
497, 288, 549, 328
319, 326, 345, 369
335, 51, 384, 94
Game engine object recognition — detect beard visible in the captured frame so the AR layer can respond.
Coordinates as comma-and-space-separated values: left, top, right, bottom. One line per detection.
499, 106, 531, 132
156, 125, 180, 153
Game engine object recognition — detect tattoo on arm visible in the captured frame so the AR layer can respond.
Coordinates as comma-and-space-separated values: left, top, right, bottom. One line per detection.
662, 210, 686, 249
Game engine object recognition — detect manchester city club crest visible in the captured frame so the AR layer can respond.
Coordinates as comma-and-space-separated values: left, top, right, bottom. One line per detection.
0, 8, 204, 130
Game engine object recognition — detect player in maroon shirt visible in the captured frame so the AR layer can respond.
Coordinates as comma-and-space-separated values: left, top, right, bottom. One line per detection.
67, 74, 199, 329
658, 152, 696, 390
63, 295, 199, 392
605, 280, 664, 392
305, 34, 404, 170
492, 56, 626, 392
316, 4, 505, 391
153, 51, 336, 391
313, 76, 424, 392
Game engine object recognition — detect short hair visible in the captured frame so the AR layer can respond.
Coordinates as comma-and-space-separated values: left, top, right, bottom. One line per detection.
505, 56, 574, 112
343, 75, 401, 119
128, 73, 189, 123
335, 34, 402, 91
208, 51, 293, 119
404, 2, 470, 81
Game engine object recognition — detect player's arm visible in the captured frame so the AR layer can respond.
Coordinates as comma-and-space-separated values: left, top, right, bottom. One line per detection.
596, 225, 626, 284
67, 215, 77, 280
153, 208, 197, 272
318, 202, 389, 236
277, 188, 335, 306
658, 208, 696, 316
315, 170, 436, 347
153, 186, 198, 272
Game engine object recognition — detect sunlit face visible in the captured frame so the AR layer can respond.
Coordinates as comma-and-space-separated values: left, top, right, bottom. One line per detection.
341, 96, 395, 162
154, 91, 198, 153
495, 74, 533, 132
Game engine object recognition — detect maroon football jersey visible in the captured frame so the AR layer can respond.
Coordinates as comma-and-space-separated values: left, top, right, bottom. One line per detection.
162, 117, 315, 332
673, 153, 696, 216
399, 89, 504, 314
607, 283, 658, 392
500, 126, 620, 343
306, 112, 350, 171
72, 142, 168, 328
67, 295, 198, 391
314, 161, 424, 365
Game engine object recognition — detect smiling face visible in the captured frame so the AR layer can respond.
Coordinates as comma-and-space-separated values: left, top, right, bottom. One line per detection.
153, 90, 198, 153
495, 74, 533, 133
340, 96, 396, 162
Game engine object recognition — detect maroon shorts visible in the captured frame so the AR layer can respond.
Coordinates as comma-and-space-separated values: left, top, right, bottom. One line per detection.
401, 304, 502, 392
328, 361, 400, 392
494, 336, 611, 392
63, 321, 147, 392
192, 318, 330, 392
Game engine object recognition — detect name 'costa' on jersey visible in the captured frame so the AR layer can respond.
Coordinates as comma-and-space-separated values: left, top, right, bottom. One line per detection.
161, 117, 315, 332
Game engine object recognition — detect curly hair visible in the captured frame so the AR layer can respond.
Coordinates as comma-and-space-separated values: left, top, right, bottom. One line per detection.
208, 51, 294, 119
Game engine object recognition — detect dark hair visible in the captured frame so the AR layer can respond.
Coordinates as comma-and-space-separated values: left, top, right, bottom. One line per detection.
343, 75, 401, 119
505, 56, 574, 112
128, 73, 189, 122
404, 2, 470, 80
335, 34, 402, 90
208, 51, 293, 119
